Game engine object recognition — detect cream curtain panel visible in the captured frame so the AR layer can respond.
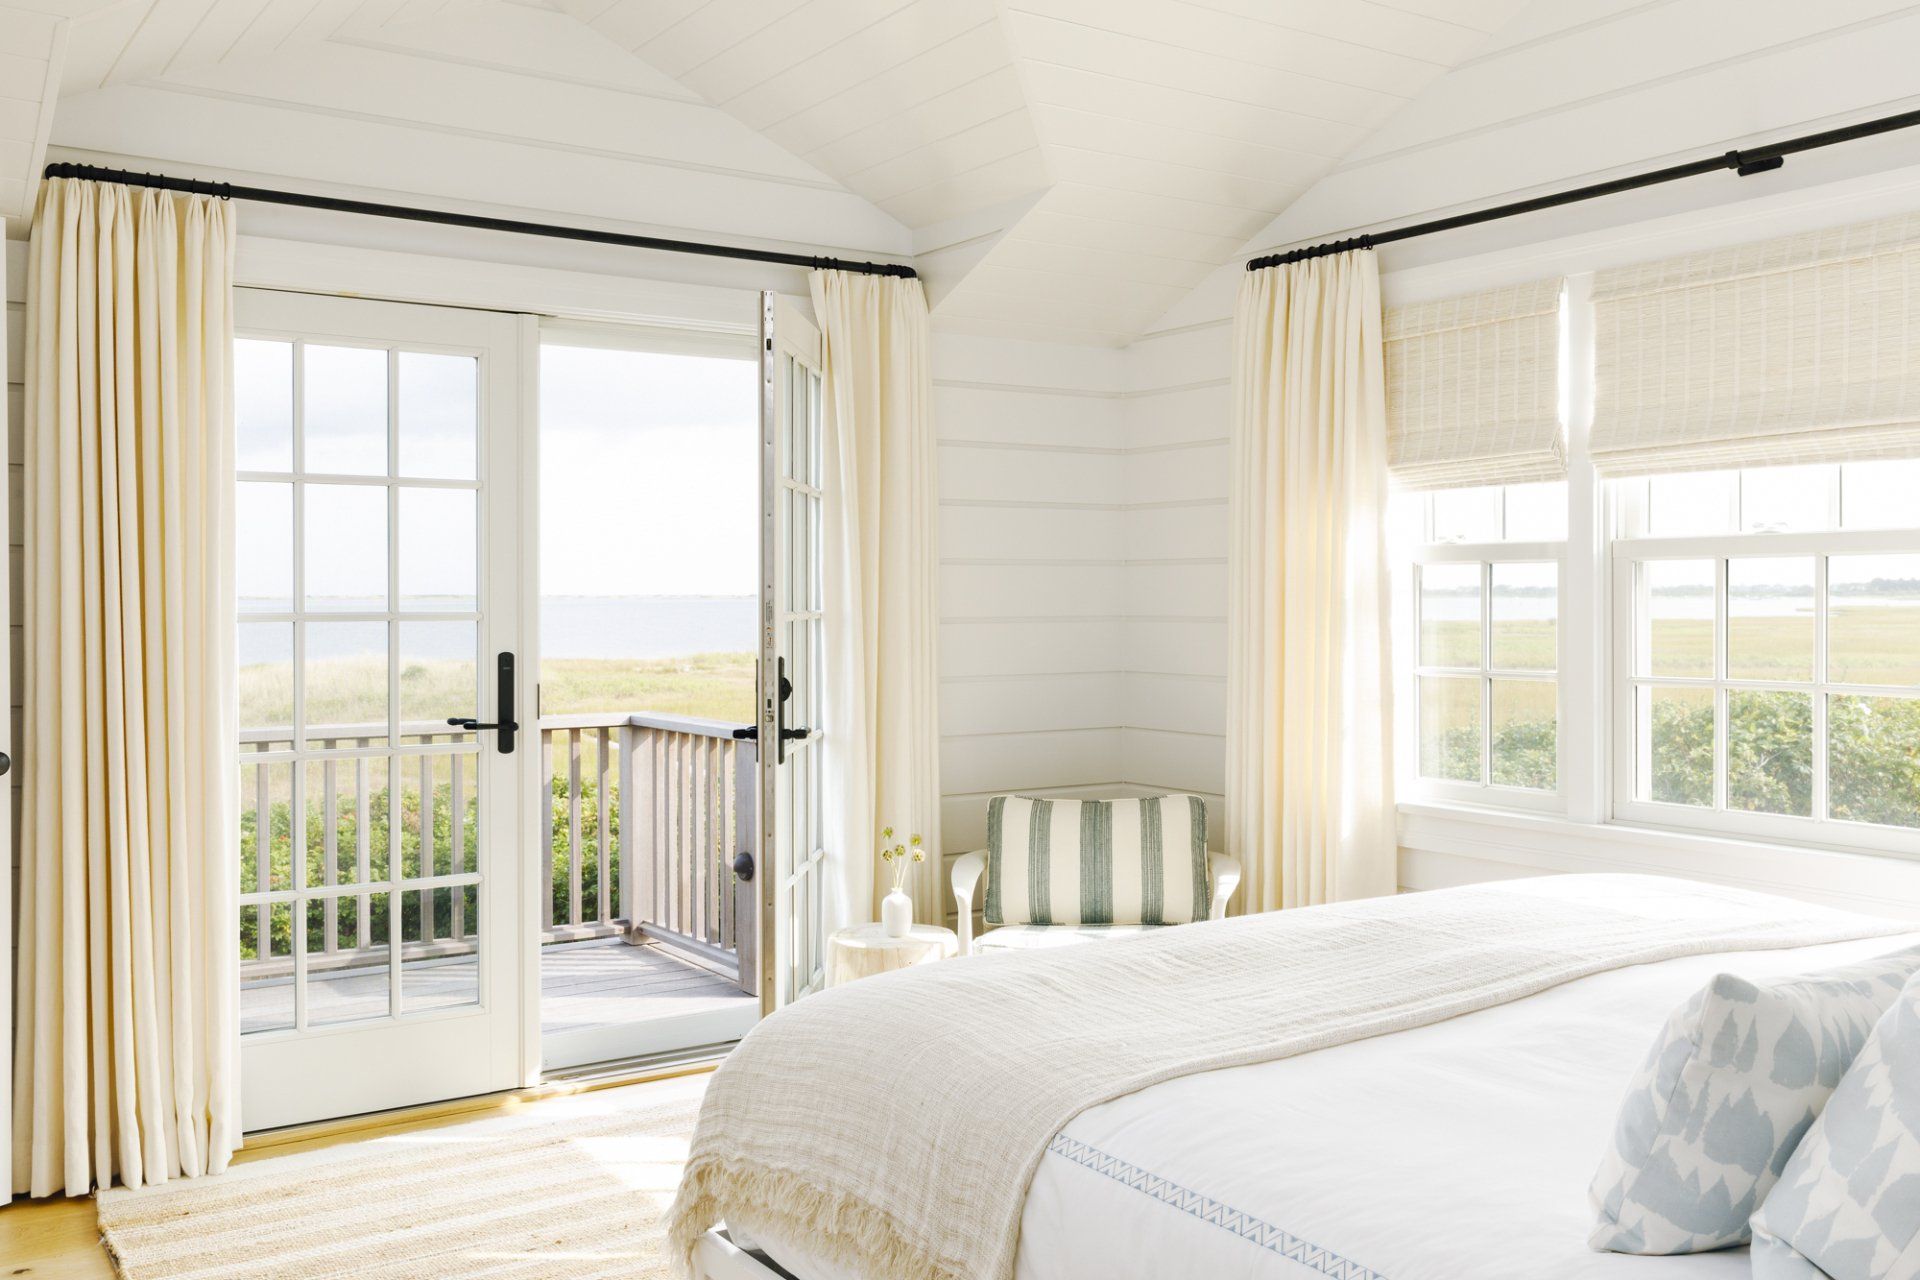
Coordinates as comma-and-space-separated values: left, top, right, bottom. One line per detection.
1593, 211, 1920, 476
1385, 277, 1564, 489
1225, 252, 1397, 913
810, 270, 942, 934
13, 177, 239, 1197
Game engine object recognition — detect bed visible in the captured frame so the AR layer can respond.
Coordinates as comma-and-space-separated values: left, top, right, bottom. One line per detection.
672, 877, 1917, 1280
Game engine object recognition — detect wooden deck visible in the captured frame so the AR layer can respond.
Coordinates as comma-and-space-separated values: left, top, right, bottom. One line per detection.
240, 937, 753, 1037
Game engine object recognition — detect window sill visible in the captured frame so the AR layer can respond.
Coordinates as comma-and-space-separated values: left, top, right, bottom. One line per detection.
1395, 800, 1920, 919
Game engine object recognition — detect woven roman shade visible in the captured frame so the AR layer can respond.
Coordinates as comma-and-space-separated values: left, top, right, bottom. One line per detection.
1384, 278, 1564, 489
1592, 212, 1920, 476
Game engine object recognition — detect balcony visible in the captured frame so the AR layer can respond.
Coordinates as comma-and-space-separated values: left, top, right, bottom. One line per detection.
239, 712, 758, 1043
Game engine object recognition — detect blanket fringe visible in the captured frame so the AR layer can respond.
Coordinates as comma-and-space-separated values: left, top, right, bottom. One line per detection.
669, 1154, 965, 1280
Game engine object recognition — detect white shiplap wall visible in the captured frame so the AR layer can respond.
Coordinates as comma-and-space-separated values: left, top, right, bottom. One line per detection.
932, 331, 1128, 921
1118, 320, 1230, 842
1119, 0, 1920, 829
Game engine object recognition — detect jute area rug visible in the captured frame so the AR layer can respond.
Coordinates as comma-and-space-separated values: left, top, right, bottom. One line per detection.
96, 1073, 709, 1280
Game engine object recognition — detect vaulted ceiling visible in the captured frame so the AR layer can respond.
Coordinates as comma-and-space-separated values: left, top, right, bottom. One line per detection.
10, 0, 1537, 343
549, 0, 1533, 344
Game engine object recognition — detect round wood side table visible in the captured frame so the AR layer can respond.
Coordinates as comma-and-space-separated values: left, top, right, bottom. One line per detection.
826, 922, 959, 987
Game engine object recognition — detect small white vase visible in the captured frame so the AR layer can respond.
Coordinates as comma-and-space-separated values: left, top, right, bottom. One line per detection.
881, 889, 913, 938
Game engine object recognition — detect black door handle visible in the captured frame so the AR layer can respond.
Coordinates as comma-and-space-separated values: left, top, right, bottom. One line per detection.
449, 653, 517, 754
731, 725, 757, 741
0, 750, 12, 777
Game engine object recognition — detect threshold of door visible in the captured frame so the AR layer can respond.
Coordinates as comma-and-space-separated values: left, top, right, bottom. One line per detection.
240, 1050, 734, 1160
543, 1000, 760, 1073
543, 1038, 739, 1086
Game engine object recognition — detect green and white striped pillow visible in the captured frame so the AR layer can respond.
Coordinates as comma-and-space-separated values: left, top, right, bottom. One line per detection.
984, 795, 1209, 927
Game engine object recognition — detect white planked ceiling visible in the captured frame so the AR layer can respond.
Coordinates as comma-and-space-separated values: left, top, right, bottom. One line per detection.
557, 0, 1050, 231
54, 0, 493, 95
0, 2, 70, 218
558, 0, 1533, 343
936, 0, 1534, 344
33, 0, 1536, 342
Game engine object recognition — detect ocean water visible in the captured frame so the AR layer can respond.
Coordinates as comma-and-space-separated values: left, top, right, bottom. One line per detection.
540, 596, 755, 659
240, 596, 756, 664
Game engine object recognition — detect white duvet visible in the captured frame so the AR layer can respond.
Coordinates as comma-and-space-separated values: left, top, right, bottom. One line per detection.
755, 931, 1920, 1280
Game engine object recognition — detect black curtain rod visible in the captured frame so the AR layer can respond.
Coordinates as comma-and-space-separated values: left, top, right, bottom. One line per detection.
1246, 106, 1920, 271
42, 161, 919, 279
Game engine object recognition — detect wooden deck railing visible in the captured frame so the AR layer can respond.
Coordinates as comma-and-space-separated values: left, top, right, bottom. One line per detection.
239, 713, 758, 996
539, 712, 757, 993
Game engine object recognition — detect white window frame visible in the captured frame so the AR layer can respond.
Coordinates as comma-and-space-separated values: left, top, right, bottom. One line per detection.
1608, 512, 1920, 859
1405, 528, 1567, 815
1399, 270, 1920, 864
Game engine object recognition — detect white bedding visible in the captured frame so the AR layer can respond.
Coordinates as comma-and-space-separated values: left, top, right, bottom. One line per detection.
751, 931, 1920, 1280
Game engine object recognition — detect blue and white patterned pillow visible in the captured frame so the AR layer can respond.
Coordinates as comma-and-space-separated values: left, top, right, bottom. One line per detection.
1589, 946, 1920, 1255
1751, 970, 1920, 1279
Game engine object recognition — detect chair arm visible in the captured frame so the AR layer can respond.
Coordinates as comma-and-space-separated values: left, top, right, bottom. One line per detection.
951, 851, 987, 955
1207, 852, 1242, 921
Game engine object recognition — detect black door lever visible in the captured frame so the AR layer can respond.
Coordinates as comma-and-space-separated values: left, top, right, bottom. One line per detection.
449, 653, 518, 754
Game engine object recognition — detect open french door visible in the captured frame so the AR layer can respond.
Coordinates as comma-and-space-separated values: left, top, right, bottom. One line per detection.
234, 290, 528, 1130
758, 292, 828, 1010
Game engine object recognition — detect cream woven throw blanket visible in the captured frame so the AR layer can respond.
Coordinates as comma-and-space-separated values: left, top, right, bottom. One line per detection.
668, 875, 1907, 1280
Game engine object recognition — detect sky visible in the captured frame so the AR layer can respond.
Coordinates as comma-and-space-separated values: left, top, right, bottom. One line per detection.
538, 343, 758, 598
234, 338, 760, 609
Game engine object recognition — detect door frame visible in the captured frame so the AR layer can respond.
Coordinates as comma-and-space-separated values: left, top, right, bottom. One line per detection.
759, 291, 828, 1011
233, 287, 530, 1131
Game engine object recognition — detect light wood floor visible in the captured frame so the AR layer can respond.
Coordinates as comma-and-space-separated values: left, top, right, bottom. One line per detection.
241, 935, 751, 1036
0, 1063, 716, 1279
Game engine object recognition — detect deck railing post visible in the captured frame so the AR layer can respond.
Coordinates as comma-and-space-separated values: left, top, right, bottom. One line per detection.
539, 729, 555, 933
619, 721, 639, 938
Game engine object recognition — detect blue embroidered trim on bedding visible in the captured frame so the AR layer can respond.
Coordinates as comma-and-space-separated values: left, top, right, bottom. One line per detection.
1045, 1135, 1387, 1280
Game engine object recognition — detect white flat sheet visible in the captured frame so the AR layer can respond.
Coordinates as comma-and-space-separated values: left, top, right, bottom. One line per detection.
750, 931, 1920, 1280
1014, 932, 1920, 1280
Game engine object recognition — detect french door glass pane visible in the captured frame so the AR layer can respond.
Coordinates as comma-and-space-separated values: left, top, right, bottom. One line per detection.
1828, 554, 1920, 686
402, 887, 480, 1014
240, 904, 294, 1034
305, 621, 389, 749
1727, 689, 1813, 816
236, 481, 293, 612
1642, 559, 1714, 678
236, 339, 295, 471
304, 345, 388, 475
305, 484, 388, 611
240, 758, 294, 893
398, 353, 478, 479
1419, 563, 1480, 668
1727, 557, 1814, 683
398, 488, 477, 611
398, 621, 478, 730
309, 891, 391, 1027
239, 623, 293, 738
